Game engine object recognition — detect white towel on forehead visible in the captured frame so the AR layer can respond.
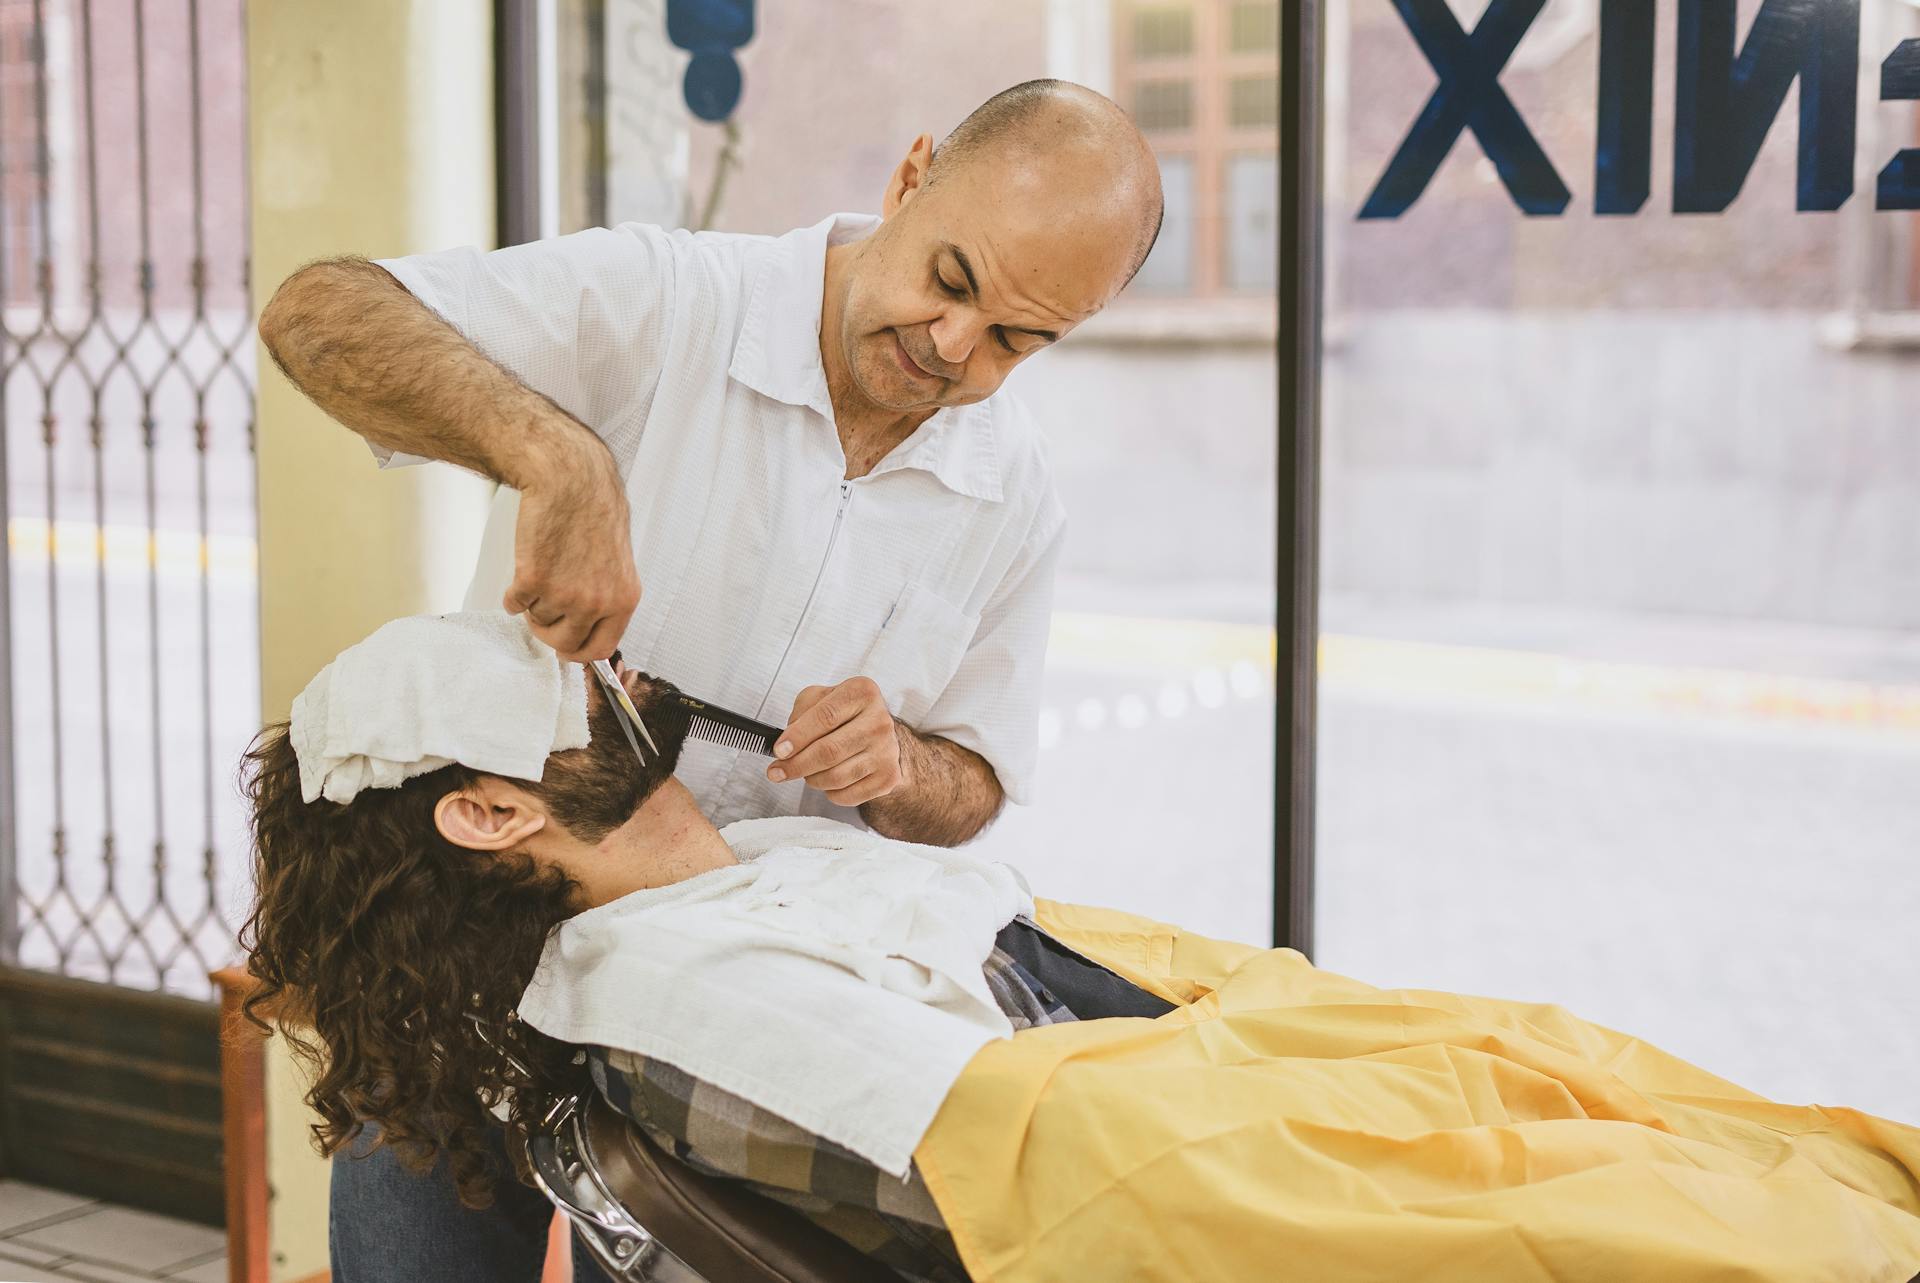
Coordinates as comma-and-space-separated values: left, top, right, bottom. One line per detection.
290, 611, 590, 805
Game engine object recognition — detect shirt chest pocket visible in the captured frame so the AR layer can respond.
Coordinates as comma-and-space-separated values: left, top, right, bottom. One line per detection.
858, 583, 980, 729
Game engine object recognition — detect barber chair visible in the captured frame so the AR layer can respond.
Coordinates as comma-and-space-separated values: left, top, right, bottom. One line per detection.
519, 1086, 908, 1283
470, 1017, 905, 1282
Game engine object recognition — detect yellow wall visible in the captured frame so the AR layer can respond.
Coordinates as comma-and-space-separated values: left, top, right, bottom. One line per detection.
248, 2, 496, 1275
250, 0, 498, 722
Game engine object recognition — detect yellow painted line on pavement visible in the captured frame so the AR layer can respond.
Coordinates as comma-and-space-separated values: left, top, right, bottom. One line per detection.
1319, 634, 1920, 732
1049, 611, 1276, 670
1049, 612, 1920, 733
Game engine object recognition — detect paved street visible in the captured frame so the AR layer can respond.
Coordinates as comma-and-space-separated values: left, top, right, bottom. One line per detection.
1314, 689, 1920, 1128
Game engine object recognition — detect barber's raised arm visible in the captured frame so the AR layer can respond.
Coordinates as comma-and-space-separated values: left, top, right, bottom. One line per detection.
257, 226, 680, 661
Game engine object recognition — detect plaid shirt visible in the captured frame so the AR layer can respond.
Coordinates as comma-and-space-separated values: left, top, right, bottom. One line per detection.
587, 941, 1079, 1283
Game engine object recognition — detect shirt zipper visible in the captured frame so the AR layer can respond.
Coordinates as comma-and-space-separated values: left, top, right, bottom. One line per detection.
753, 480, 854, 720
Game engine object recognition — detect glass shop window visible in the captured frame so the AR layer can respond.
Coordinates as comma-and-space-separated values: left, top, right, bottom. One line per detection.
1318, 0, 1920, 1125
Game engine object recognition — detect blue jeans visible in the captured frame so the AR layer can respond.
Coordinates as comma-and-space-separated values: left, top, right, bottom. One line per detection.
329, 1123, 614, 1283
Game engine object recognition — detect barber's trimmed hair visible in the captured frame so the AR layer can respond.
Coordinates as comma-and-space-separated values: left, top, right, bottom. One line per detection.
927, 78, 1166, 286
238, 724, 582, 1208
926, 79, 1076, 181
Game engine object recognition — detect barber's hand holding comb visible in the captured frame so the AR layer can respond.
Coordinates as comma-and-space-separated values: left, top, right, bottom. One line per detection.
768, 677, 906, 807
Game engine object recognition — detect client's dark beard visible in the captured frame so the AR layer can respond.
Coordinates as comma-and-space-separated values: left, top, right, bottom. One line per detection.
534, 674, 689, 844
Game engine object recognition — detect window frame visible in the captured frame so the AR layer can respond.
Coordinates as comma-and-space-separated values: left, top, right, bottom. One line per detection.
1115, 0, 1283, 298
1275, 0, 1319, 954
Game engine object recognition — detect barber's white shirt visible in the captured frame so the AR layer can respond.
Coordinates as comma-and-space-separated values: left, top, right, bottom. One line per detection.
373, 214, 1064, 825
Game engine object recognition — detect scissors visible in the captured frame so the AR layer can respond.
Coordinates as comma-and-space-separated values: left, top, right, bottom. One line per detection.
589, 658, 660, 766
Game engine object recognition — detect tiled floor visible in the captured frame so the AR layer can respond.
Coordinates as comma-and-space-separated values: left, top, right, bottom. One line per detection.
0, 1182, 224, 1283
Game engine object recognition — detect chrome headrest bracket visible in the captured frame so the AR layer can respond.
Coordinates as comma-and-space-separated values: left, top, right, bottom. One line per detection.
524, 1093, 704, 1282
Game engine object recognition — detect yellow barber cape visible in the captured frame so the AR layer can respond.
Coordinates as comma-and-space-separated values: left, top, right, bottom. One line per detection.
914, 901, 1920, 1283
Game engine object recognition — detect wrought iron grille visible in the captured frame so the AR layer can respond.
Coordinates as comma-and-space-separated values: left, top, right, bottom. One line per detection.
0, 0, 256, 997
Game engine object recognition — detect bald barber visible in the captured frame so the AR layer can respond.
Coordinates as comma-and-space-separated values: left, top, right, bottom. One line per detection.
264, 79, 1161, 856
261, 77, 1160, 1283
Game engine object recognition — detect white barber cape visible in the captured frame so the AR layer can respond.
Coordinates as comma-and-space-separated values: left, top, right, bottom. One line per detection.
515, 817, 1034, 1177
372, 214, 1066, 830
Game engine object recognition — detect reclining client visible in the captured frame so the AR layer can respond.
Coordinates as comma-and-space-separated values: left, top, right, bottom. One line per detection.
241, 612, 1920, 1283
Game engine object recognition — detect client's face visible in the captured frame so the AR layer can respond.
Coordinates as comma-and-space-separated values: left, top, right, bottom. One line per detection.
534, 661, 689, 843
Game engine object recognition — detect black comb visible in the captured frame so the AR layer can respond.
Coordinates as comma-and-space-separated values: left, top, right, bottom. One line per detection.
669, 691, 783, 756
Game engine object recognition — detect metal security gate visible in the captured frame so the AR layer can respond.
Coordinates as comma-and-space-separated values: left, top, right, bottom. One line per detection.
0, 0, 255, 1223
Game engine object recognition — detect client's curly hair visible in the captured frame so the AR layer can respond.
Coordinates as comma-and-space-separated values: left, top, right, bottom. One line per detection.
238, 723, 585, 1208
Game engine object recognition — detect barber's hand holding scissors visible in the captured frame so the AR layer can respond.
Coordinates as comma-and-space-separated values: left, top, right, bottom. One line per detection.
503, 441, 640, 663
767, 677, 905, 806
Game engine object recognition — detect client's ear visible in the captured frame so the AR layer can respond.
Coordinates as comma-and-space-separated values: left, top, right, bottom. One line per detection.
434, 777, 547, 851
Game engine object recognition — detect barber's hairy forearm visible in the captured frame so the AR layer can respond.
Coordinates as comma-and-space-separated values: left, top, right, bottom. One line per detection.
262, 258, 640, 659
256, 256, 608, 493
861, 727, 1005, 848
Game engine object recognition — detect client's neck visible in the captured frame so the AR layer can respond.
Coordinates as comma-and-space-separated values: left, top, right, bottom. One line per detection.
565, 778, 738, 908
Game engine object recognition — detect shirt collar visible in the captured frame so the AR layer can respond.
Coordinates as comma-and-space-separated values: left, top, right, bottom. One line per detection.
728, 212, 1005, 503
869, 399, 1002, 502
